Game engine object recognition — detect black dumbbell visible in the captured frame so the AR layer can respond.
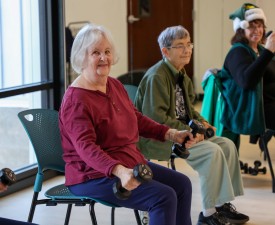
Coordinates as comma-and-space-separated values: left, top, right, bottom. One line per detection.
258, 167, 267, 175
248, 160, 267, 176
113, 164, 153, 200
239, 160, 249, 174
172, 120, 215, 159
0, 168, 16, 186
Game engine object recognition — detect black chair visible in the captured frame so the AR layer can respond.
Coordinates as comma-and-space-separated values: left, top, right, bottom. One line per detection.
18, 108, 141, 225
201, 68, 275, 193
250, 130, 275, 193
117, 69, 146, 86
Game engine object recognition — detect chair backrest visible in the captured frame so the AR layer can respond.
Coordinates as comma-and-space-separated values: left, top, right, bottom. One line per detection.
124, 84, 138, 103
117, 69, 146, 86
18, 109, 65, 173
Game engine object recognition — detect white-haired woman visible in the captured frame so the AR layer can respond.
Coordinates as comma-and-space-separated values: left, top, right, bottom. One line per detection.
59, 23, 193, 225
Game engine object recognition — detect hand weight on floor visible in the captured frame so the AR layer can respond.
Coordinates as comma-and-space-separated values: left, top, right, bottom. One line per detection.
113, 164, 153, 200
248, 160, 267, 176
240, 160, 249, 174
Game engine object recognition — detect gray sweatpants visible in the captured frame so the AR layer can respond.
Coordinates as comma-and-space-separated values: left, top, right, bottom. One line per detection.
186, 136, 244, 209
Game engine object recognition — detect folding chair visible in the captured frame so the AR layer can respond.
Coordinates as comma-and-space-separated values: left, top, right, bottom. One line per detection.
18, 108, 141, 225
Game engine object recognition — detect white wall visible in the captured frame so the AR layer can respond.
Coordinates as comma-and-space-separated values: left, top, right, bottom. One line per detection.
258, 0, 275, 30
65, 0, 128, 78
65, 0, 275, 91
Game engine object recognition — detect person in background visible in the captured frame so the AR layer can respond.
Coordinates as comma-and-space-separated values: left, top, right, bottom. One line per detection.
135, 25, 249, 225
59, 23, 193, 225
0, 181, 38, 225
220, 3, 275, 151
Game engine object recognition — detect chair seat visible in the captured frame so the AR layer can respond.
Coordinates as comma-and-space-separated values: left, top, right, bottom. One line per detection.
45, 184, 83, 199
45, 183, 118, 207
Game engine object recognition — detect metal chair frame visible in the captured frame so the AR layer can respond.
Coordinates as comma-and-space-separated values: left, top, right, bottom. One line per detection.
259, 131, 275, 193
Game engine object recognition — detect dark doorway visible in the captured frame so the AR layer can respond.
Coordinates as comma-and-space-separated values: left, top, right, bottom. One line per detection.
127, 0, 194, 78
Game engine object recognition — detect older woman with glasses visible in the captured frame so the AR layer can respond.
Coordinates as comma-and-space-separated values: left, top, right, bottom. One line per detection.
135, 25, 249, 225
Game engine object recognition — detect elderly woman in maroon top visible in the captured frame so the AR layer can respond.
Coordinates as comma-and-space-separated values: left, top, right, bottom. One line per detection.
59, 23, 193, 225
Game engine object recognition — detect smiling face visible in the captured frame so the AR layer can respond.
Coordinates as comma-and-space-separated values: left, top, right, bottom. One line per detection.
162, 37, 193, 71
245, 20, 265, 48
83, 37, 113, 78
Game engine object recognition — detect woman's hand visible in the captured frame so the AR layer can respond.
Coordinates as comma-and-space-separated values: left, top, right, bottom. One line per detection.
174, 129, 205, 148
0, 182, 8, 193
202, 121, 216, 135
112, 165, 140, 191
166, 129, 194, 144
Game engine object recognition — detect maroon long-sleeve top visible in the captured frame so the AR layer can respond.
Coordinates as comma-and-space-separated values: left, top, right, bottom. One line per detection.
59, 77, 169, 186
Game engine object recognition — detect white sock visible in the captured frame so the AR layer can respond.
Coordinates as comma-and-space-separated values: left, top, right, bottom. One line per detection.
203, 208, 216, 217
215, 203, 224, 208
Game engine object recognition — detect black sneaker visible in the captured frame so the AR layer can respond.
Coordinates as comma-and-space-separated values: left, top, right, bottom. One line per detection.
216, 203, 249, 224
197, 212, 230, 225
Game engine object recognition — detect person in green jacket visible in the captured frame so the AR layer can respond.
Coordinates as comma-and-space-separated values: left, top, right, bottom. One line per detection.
135, 25, 249, 225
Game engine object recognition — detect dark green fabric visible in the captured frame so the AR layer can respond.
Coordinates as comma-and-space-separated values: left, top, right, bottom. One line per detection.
201, 69, 224, 136
220, 43, 265, 135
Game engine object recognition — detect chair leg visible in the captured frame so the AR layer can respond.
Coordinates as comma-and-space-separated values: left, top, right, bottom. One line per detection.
28, 192, 38, 222
134, 209, 142, 225
89, 201, 98, 225
260, 135, 275, 193
64, 204, 72, 225
111, 207, 115, 225
170, 154, 177, 171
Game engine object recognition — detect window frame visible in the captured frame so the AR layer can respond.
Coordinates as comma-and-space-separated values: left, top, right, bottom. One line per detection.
0, 0, 65, 196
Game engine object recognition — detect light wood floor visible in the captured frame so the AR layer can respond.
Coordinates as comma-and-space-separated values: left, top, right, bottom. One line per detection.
0, 134, 275, 225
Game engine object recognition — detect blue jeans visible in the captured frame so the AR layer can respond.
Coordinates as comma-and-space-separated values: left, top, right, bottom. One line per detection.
0, 217, 38, 225
69, 161, 192, 225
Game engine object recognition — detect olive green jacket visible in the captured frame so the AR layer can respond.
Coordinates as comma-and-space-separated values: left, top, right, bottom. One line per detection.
135, 60, 206, 160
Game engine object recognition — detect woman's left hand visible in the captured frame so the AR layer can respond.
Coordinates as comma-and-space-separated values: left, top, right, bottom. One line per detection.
0, 182, 8, 193
202, 121, 216, 135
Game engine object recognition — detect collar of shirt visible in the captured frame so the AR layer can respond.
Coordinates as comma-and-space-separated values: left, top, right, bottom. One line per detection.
164, 58, 186, 81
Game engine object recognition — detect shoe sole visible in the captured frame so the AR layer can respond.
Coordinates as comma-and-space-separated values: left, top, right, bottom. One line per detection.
227, 218, 249, 224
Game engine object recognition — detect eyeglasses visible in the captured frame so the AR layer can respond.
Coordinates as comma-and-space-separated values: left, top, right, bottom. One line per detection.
167, 43, 194, 51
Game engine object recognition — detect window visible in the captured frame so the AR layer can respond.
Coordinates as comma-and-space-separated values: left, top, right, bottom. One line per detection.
0, 0, 64, 194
